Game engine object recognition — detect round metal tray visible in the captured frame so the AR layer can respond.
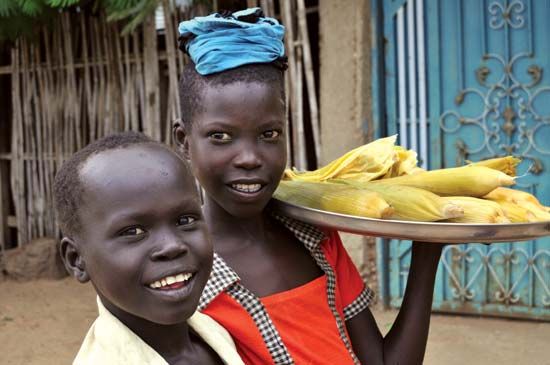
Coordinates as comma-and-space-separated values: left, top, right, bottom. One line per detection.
271, 199, 550, 244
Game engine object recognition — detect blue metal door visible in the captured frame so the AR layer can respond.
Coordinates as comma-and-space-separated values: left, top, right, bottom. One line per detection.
375, 0, 550, 320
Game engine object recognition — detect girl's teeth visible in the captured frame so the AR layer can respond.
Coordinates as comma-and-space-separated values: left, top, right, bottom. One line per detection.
149, 273, 193, 289
232, 184, 262, 193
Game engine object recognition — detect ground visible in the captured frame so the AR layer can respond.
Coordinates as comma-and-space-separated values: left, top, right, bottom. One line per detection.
0, 278, 549, 365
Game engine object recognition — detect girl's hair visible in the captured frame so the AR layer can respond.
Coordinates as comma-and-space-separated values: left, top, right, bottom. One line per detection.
178, 61, 285, 127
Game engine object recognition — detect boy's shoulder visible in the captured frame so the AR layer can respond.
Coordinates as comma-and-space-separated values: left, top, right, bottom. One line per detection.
74, 298, 166, 365
74, 298, 244, 365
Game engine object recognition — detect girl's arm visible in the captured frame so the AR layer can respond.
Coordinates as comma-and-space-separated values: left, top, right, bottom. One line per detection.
346, 242, 443, 365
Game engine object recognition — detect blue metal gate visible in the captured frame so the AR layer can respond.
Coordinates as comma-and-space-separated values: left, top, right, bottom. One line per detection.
373, 0, 550, 320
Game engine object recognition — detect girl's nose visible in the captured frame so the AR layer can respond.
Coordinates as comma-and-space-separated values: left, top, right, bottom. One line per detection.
233, 147, 262, 170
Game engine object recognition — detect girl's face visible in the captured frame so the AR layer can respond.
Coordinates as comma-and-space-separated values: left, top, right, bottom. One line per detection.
181, 81, 287, 218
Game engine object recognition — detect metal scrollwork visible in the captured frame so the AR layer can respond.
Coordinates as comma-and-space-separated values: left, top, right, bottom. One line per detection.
489, 0, 525, 29
439, 0, 550, 176
441, 245, 550, 306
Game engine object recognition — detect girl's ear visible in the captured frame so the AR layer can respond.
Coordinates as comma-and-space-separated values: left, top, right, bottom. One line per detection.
59, 237, 89, 283
173, 118, 191, 160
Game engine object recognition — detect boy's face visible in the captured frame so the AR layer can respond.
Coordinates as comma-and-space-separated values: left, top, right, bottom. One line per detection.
73, 145, 212, 325
182, 81, 287, 218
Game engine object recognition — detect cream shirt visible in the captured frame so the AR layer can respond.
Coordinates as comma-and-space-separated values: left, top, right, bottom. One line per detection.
74, 297, 244, 365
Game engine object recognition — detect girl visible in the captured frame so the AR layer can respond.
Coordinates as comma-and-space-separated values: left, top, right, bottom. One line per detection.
175, 8, 443, 365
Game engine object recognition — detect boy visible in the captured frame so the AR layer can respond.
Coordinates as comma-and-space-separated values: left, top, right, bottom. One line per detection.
54, 132, 244, 365
174, 8, 443, 365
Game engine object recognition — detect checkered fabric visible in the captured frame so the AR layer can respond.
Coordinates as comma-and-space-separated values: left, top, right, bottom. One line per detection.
198, 213, 373, 365
198, 253, 240, 310
199, 253, 293, 364
343, 286, 376, 320
228, 284, 294, 365
273, 214, 363, 365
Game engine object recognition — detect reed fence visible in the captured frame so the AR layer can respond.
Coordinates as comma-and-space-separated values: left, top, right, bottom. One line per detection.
0, 0, 320, 272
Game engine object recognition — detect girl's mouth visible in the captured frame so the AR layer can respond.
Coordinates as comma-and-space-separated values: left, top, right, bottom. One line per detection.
230, 183, 263, 193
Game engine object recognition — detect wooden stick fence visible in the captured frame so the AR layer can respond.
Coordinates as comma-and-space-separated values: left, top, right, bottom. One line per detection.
0, 1, 320, 271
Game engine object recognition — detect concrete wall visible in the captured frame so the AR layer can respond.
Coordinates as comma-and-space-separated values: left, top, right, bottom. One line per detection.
318, 0, 376, 287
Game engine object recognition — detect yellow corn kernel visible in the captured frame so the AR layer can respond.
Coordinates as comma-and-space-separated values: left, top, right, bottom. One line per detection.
442, 197, 510, 223
467, 156, 521, 176
372, 166, 515, 197
283, 135, 398, 182
331, 180, 464, 221
274, 181, 394, 219
490, 200, 537, 223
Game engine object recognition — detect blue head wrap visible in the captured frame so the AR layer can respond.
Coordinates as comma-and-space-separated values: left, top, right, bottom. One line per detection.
178, 8, 286, 75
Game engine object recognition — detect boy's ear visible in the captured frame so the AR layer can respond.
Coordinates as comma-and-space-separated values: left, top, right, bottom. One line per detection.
59, 237, 90, 283
173, 118, 191, 160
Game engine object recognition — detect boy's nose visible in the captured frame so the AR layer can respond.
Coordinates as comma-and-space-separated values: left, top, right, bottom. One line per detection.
151, 235, 189, 261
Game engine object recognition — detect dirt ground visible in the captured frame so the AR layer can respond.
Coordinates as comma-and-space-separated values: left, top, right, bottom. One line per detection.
0, 278, 549, 365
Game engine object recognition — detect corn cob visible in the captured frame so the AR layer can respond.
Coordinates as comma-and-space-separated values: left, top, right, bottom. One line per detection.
483, 187, 546, 209
490, 200, 537, 223
331, 179, 464, 221
283, 135, 398, 182
512, 201, 550, 221
467, 156, 521, 176
274, 181, 394, 219
372, 166, 515, 197
442, 197, 510, 223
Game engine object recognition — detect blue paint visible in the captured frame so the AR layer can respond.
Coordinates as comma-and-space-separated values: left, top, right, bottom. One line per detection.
374, 0, 550, 320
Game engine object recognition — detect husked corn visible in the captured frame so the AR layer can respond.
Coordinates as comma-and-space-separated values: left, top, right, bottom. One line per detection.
467, 156, 521, 176
274, 181, 394, 219
331, 180, 464, 221
372, 166, 515, 197
442, 197, 510, 223
490, 200, 537, 223
283, 135, 398, 182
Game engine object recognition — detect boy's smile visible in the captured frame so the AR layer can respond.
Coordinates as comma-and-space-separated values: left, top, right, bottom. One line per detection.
74, 144, 212, 325
182, 81, 287, 218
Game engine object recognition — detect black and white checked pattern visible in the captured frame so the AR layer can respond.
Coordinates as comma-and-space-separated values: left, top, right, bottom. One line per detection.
198, 253, 240, 310
198, 214, 373, 364
343, 286, 376, 320
274, 214, 373, 365
227, 284, 294, 365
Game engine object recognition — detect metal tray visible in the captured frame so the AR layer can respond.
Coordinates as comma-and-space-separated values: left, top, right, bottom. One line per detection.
271, 199, 550, 244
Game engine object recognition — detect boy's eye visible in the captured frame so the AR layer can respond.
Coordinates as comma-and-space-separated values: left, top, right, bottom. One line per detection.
208, 132, 232, 141
177, 215, 196, 227
120, 227, 146, 236
261, 130, 281, 140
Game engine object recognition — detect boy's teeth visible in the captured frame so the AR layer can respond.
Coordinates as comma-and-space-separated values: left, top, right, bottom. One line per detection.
232, 183, 262, 193
149, 272, 193, 289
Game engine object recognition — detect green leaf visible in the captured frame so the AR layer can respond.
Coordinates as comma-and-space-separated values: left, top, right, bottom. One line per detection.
46, 0, 81, 7
14, 0, 47, 16
0, 0, 20, 17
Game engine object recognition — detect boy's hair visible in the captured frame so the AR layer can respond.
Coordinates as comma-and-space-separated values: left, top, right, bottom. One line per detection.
54, 131, 161, 237
178, 61, 285, 127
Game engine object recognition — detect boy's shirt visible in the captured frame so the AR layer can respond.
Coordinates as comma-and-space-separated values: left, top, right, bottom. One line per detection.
199, 214, 375, 365
74, 297, 245, 365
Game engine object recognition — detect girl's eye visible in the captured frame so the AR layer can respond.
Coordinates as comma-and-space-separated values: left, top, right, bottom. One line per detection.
120, 227, 145, 236
177, 216, 196, 227
261, 130, 281, 140
208, 132, 231, 141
